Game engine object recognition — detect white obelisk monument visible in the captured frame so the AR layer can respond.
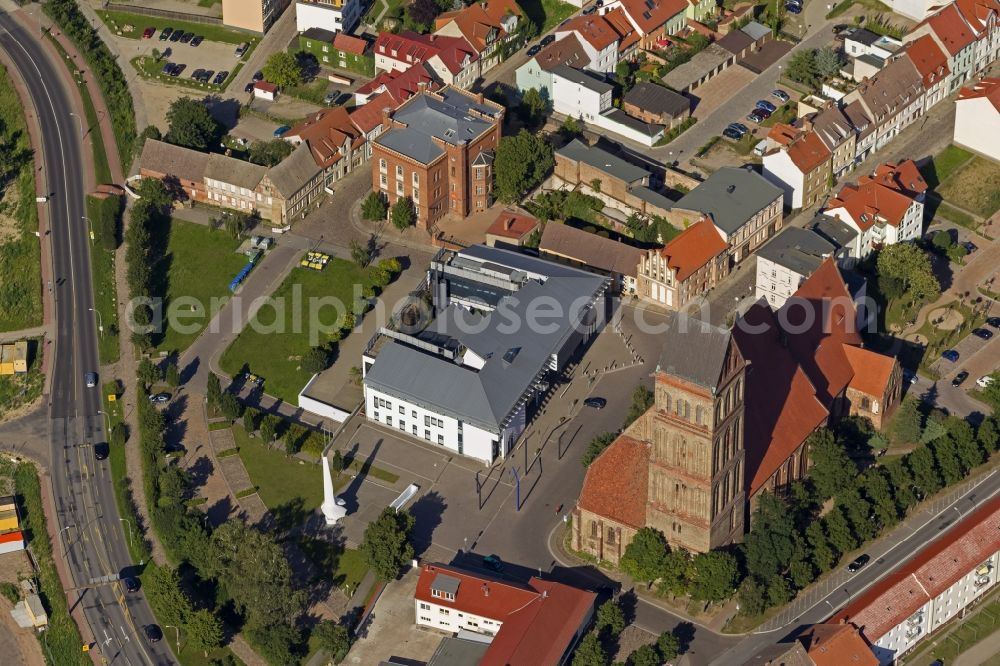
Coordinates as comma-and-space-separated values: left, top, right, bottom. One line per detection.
321, 454, 346, 525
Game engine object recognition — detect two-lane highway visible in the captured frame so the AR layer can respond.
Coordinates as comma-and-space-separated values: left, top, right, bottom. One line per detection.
0, 12, 173, 665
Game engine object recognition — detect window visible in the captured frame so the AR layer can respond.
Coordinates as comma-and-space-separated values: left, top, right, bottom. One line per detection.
396, 165, 403, 178
437, 435, 444, 444
380, 174, 387, 186
590, 521, 598, 537
379, 159, 387, 171
412, 425, 417, 435
399, 421, 405, 431
424, 429, 430, 440
607, 528, 615, 545
386, 416, 392, 427
424, 415, 430, 426
399, 405, 404, 414
419, 603, 430, 610
412, 172, 420, 186
411, 410, 417, 418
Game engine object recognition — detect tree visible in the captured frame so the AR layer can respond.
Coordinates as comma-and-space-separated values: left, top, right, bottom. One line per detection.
329, 448, 345, 473
657, 631, 680, 661
350, 238, 371, 267
243, 407, 260, 434
219, 391, 243, 421
390, 196, 415, 230
625, 385, 654, 427
877, 244, 941, 303
245, 622, 301, 665
615, 60, 634, 92
982, 373, 1000, 414
284, 424, 305, 455
805, 521, 835, 572
767, 576, 792, 606
690, 551, 739, 602
931, 437, 963, 485
620, 527, 669, 583
628, 644, 660, 666
932, 229, 954, 251
571, 632, 606, 666
836, 486, 875, 542
164, 360, 180, 388
884, 457, 917, 511
379, 257, 402, 275
302, 346, 331, 373
907, 445, 942, 495
861, 467, 898, 527
737, 577, 768, 616
519, 87, 548, 126
260, 414, 280, 442
581, 432, 616, 467
595, 599, 625, 636
946, 416, 981, 471
207, 373, 222, 409
823, 507, 857, 555
187, 609, 223, 656
313, 620, 352, 664
788, 544, 815, 589
405, 0, 440, 30
892, 397, 923, 443
262, 51, 303, 88
138, 358, 162, 388
361, 507, 415, 580
978, 416, 999, 455
786, 49, 819, 88
815, 46, 845, 79
361, 191, 388, 221
248, 139, 294, 167
657, 549, 693, 597
143, 565, 192, 627
743, 493, 796, 581
165, 97, 222, 151
807, 430, 856, 500
559, 116, 582, 140
109, 421, 127, 449
494, 130, 555, 203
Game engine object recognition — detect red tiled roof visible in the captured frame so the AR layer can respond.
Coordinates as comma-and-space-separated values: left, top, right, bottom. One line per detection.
604, 7, 641, 53
577, 435, 649, 529
486, 209, 540, 239
799, 624, 878, 666
927, 3, 977, 55
415, 563, 538, 618
430, 35, 479, 75
283, 107, 364, 169
660, 219, 729, 282
871, 159, 928, 198
904, 35, 950, 89
355, 63, 440, 105
254, 81, 278, 93
374, 31, 442, 63
734, 303, 829, 495
768, 122, 799, 146
835, 495, 1000, 642
558, 14, 622, 50
333, 32, 368, 56
958, 77, 1000, 114
785, 129, 831, 174
349, 91, 395, 134
954, 0, 1000, 34
481, 578, 596, 666
843, 344, 896, 397
534, 34, 590, 71
620, 0, 688, 35
827, 178, 916, 230
434, 0, 520, 53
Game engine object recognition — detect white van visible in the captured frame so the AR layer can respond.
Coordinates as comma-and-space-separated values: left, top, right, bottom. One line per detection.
753, 140, 768, 157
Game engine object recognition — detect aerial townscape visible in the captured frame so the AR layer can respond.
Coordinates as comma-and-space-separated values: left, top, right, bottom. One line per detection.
2, 0, 1000, 664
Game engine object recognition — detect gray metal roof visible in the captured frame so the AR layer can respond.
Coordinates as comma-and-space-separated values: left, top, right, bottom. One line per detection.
629, 185, 675, 211
717, 29, 754, 55
431, 573, 461, 595
843, 27, 882, 46
661, 44, 732, 91
555, 139, 649, 185
375, 88, 501, 164
623, 82, 690, 118
740, 21, 772, 42
656, 314, 732, 391
427, 637, 491, 666
550, 64, 613, 94
365, 246, 608, 432
601, 108, 663, 138
267, 142, 321, 198
808, 212, 858, 249
674, 167, 783, 235
302, 27, 337, 43
757, 227, 836, 276
137, 139, 209, 182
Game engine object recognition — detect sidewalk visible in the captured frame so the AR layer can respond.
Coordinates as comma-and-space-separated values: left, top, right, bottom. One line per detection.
954, 630, 1000, 666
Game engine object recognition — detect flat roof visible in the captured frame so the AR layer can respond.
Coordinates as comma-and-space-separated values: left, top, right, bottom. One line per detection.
674, 167, 783, 235
550, 64, 614, 94
662, 44, 732, 89
757, 227, 836, 276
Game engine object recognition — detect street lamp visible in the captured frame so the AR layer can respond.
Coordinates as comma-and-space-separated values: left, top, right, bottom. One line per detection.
165, 625, 180, 654
82, 215, 94, 241
88, 307, 103, 338
119, 518, 133, 550
68, 112, 83, 136
58, 524, 75, 561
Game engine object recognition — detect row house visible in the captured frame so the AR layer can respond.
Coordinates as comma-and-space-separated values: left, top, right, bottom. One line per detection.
761, 124, 833, 210
954, 77, 1000, 161
371, 86, 503, 229
282, 106, 367, 189
553, 13, 630, 73
434, 0, 522, 74
262, 143, 326, 224
834, 495, 1000, 665
636, 219, 730, 310
842, 55, 925, 152
803, 103, 857, 178
373, 32, 479, 89
904, 34, 952, 111
755, 226, 841, 309
952, 0, 1000, 74
598, 0, 689, 50
823, 159, 928, 258
908, 2, 979, 91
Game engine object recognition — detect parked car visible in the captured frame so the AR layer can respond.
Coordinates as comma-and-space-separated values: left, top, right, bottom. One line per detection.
169, 29, 183, 42
771, 89, 790, 103
729, 122, 749, 136
213, 70, 228, 85
902, 369, 918, 384
527, 44, 542, 56
746, 110, 766, 123
987, 316, 1000, 328
963, 241, 978, 253
756, 99, 777, 113
144, 625, 163, 644
149, 392, 171, 403
723, 127, 743, 140
179, 32, 194, 43
253, 70, 264, 81
201, 70, 214, 83
847, 554, 870, 572
190, 68, 205, 80
94, 443, 109, 461
85, 372, 98, 388
972, 328, 994, 340
235, 42, 249, 57
273, 125, 291, 137
977, 375, 994, 388
583, 4, 597, 13
786, 2, 802, 12
161, 62, 174, 75
142, 27, 155, 39
541, 34, 556, 47
124, 577, 140, 593
324, 91, 339, 105
245, 82, 255, 94
170, 64, 185, 77
952, 370, 969, 387
159, 27, 173, 41
754, 106, 773, 119
483, 554, 503, 572
191, 35, 204, 47
942, 349, 960, 362
584, 397, 607, 409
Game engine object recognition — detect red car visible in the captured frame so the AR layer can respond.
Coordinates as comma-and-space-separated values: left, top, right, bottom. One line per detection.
142, 26, 155, 39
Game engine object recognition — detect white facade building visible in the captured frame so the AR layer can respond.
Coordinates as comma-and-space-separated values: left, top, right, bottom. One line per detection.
886, 0, 939, 21
755, 227, 839, 308
954, 77, 1000, 161
550, 64, 613, 122
296, 0, 362, 34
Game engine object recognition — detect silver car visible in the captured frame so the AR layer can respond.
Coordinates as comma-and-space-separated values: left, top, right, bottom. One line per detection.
85, 372, 98, 388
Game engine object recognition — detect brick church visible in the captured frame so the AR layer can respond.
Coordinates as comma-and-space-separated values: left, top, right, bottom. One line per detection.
573, 259, 902, 561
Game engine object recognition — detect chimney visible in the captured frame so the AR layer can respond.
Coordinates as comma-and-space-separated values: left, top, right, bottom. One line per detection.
475, 92, 485, 104
727, 184, 736, 194
381, 107, 393, 127
503, 216, 514, 231
418, 81, 427, 93
482, 583, 490, 597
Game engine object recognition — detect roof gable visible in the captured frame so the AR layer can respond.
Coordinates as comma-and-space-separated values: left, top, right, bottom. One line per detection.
659, 219, 728, 281
619, 0, 688, 35
577, 435, 649, 528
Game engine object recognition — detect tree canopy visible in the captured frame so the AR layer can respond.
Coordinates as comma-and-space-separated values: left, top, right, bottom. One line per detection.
360, 507, 415, 580
494, 130, 554, 203
248, 139, 294, 166
165, 97, 222, 151
807, 430, 856, 500
620, 527, 669, 583
877, 244, 940, 303
262, 51, 303, 88
391, 196, 416, 230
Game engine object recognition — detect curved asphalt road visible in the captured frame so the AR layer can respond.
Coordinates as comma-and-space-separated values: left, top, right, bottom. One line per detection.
0, 13, 173, 665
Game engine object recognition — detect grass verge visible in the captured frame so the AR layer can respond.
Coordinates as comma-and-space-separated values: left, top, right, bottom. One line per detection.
919, 144, 974, 188
233, 425, 324, 510
97, 9, 258, 45
103, 381, 151, 564
937, 156, 1000, 218
87, 218, 120, 364
0, 339, 43, 420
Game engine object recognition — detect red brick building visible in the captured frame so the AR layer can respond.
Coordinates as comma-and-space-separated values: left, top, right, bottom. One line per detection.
371, 85, 504, 229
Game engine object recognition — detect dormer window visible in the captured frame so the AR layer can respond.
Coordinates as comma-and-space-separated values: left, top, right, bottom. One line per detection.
430, 573, 460, 602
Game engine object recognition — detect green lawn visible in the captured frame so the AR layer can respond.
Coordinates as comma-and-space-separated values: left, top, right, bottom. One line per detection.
937, 155, 1000, 218
219, 259, 376, 402
520, 0, 578, 34
234, 425, 325, 511
155, 220, 247, 353
103, 380, 150, 564
934, 199, 981, 231
761, 103, 797, 128
97, 10, 257, 46
0, 339, 42, 419
297, 537, 369, 590
919, 144, 974, 188
87, 203, 121, 364
0, 64, 42, 333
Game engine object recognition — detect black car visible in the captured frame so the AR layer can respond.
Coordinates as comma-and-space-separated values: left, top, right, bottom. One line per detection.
179, 32, 194, 44
190, 68, 205, 80
245, 82, 255, 93
253, 70, 264, 81
94, 443, 109, 461
169, 29, 183, 42
583, 5, 597, 13
723, 127, 743, 140
847, 554, 870, 572
483, 554, 503, 572
159, 27, 173, 41
170, 64, 185, 77
145, 624, 163, 643
213, 70, 228, 85
527, 44, 541, 56
541, 34, 556, 47
124, 577, 140, 593
786, 2, 802, 12
987, 316, 1000, 328
728, 122, 749, 136
191, 35, 204, 47
973, 328, 994, 340
161, 62, 174, 75
201, 70, 214, 83
584, 397, 607, 409
952, 370, 970, 387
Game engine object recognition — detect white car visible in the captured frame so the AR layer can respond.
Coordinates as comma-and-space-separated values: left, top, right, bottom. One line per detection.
977, 375, 995, 388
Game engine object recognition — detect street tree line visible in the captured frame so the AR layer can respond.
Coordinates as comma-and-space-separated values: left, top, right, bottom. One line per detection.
572, 597, 691, 666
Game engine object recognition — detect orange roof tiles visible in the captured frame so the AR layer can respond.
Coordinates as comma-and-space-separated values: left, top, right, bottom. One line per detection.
927, 3, 977, 55
800, 624, 879, 666
284, 107, 364, 169
333, 32, 367, 56
374, 31, 442, 62
904, 35, 950, 88
577, 435, 649, 529
604, 7, 641, 52
435, 0, 521, 52
827, 178, 916, 230
0, 531, 23, 545
534, 33, 590, 71
486, 209, 540, 239
954, 0, 1000, 34
871, 159, 928, 198
559, 14, 622, 51
835, 495, 1000, 643
786, 130, 831, 174
768, 122, 799, 146
350, 91, 396, 134
416, 563, 539, 618
660, 219, 729, 282
843, 344, 896, 397
958, 77, 1000, 113
619, 0, 688, 35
